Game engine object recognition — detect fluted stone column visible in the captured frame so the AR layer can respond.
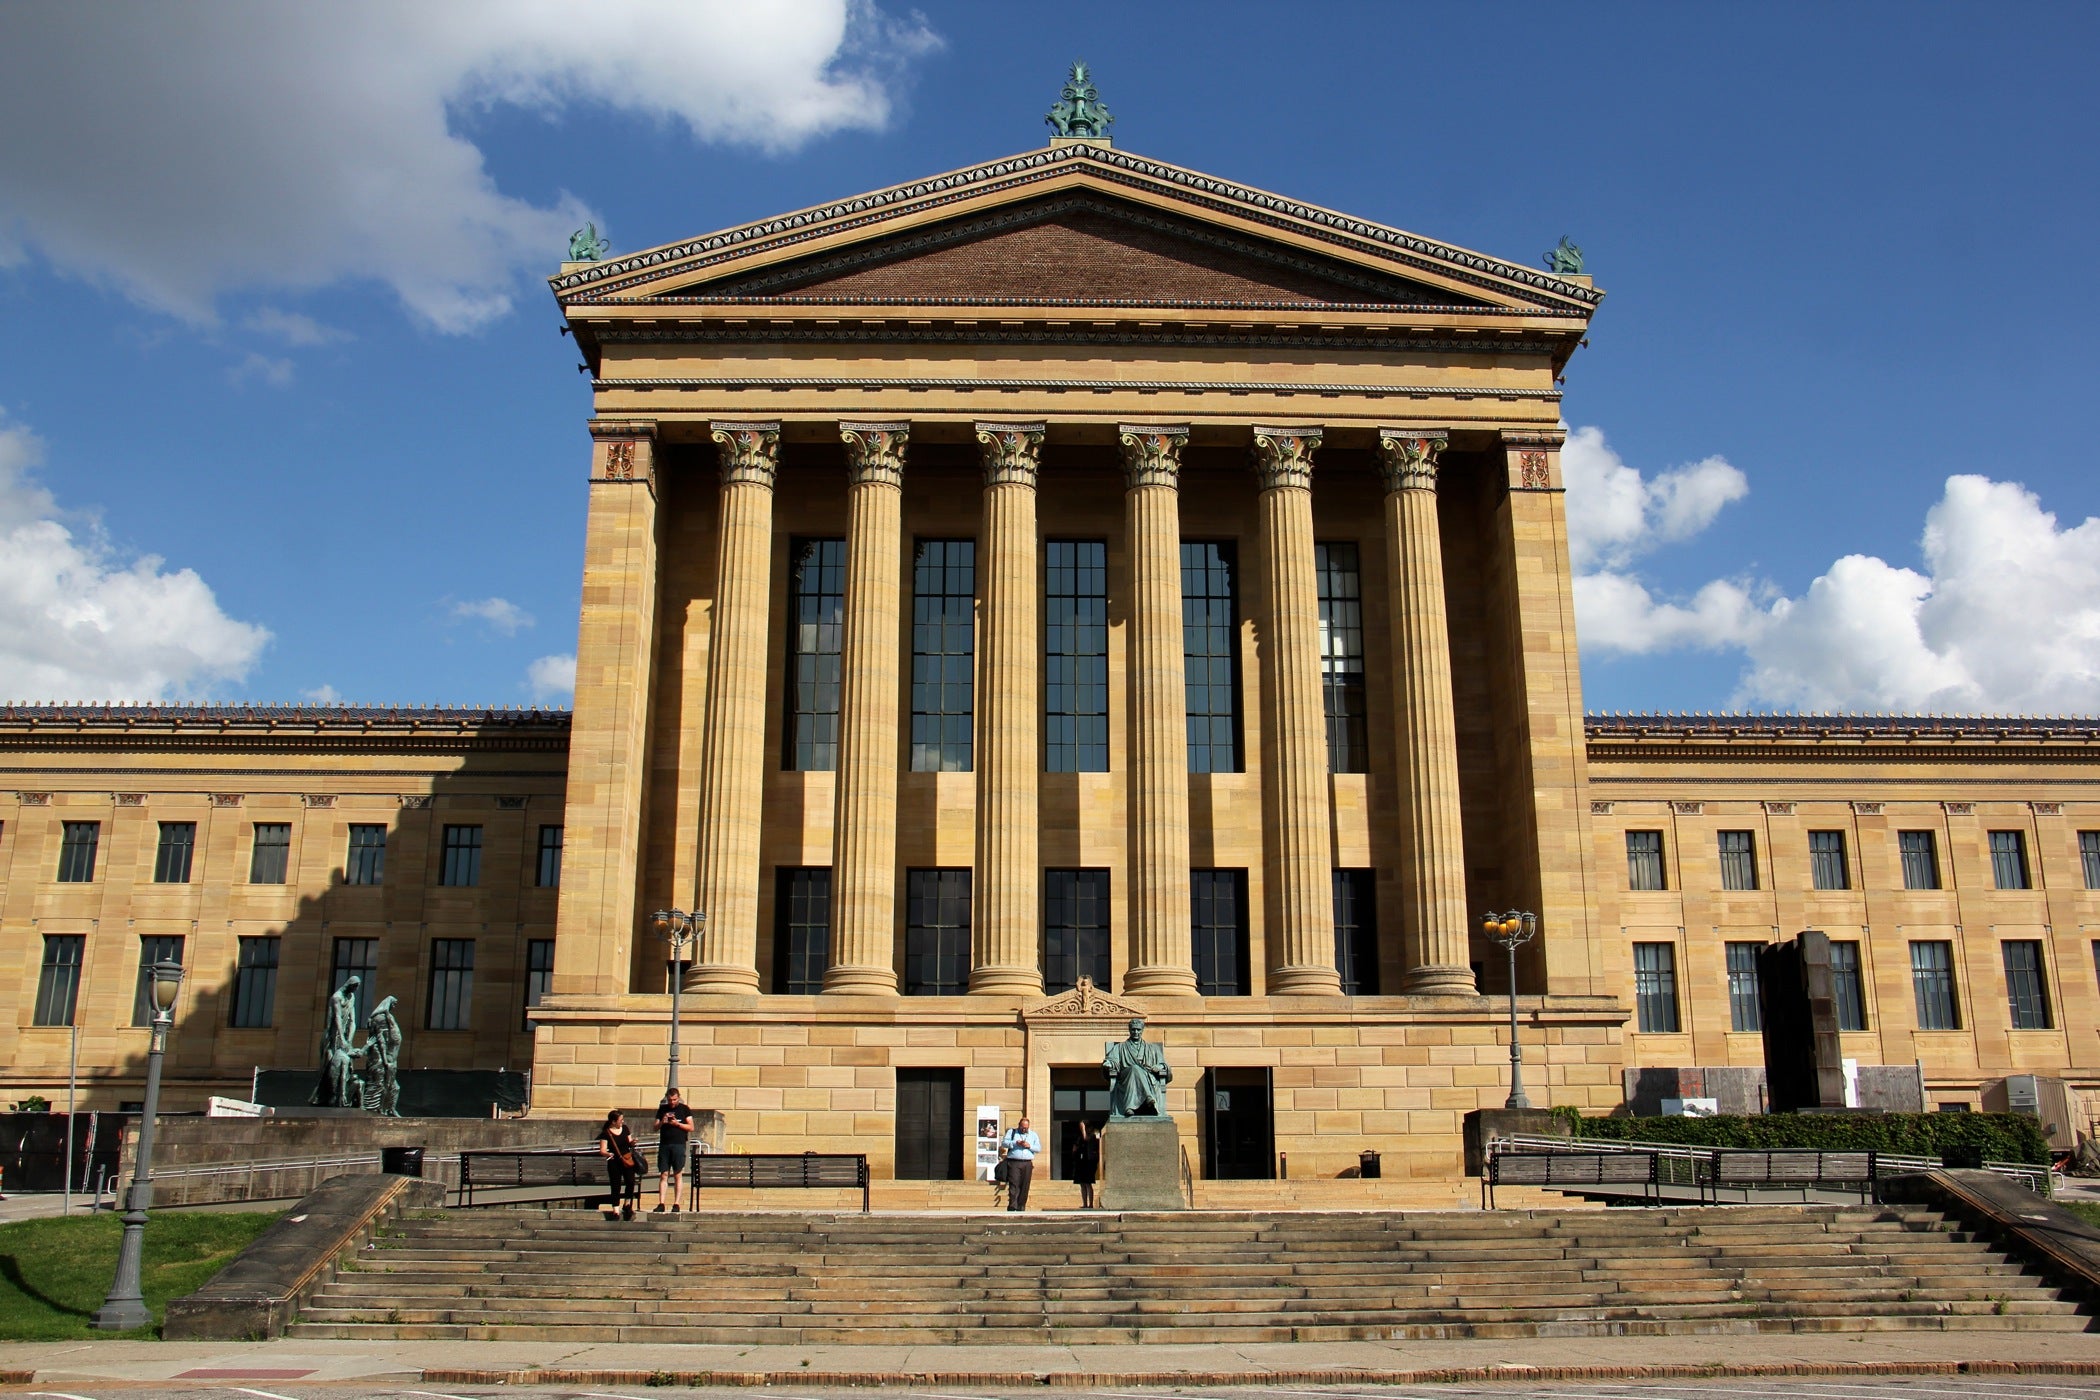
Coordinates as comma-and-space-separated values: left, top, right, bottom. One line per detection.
970, 423, 1045, 995
825, 422, 908, 994
1119, 425, 1199, 996
1377, 428, 1476, 994
1252, 427, 1341, 995
687, 422, 780, 994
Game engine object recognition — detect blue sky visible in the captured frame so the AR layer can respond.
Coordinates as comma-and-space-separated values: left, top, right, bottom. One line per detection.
1, 2, 2095, 715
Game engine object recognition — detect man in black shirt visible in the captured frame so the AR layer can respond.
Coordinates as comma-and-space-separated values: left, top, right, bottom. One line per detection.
654, 1087, 693, 1213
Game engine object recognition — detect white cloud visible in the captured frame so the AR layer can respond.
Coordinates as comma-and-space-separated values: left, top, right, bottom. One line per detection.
526, 653, 576, 703
0, 2, 940, 332
0, 415, 270, 700
302, 684, 342, 703
226, 352, 295, 389
451, 596, 535, 635
243, 308, 350, 347
1562, 425, 1748, 571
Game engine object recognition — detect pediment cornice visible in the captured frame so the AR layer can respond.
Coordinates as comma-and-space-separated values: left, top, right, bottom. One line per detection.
1021, 976, 1148, 1024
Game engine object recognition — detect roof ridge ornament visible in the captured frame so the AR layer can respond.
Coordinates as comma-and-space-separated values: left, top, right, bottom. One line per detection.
568, 222, 610, 262
1046, 60, 1113, 144
1544, 236, 1584, 275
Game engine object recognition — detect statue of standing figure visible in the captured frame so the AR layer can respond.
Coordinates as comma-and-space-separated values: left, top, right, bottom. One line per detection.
365, 995, 403, 1117
1103, 1016, 1173, 1120
312, 977, 364, 1108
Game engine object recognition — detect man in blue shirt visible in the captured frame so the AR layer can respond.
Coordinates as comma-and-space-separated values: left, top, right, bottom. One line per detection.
1001, 1117, 1041, 1212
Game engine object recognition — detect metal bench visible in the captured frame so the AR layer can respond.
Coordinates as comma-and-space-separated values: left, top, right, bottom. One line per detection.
1708, 1149, 1879, 1200
458, 1144, 622, 1207
1484, 1149, 1658, 1208
693, 1151, 871, 1212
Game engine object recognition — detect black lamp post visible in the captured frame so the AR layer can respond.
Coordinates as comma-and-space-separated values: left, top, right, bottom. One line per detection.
94, 958, 184, 1331
1479, 912, 1539, 1111
649, 909, 702, 1093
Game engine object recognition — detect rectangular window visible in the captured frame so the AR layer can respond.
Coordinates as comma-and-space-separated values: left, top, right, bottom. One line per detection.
1831, 939, 1868, 1031
229, 936, 280, 1028
345, 824, 386, 885
1718, 830, 1758, 891
132, 935, 186, 1026
535, 825, 563, 889
1044, 540, 1109, 773
1899, 830, 1940, 891
33, 934, 85, 1026
1989, 830, 2031, 890
523, 938, 555, 1028
153, 822, 196, 884
249, 822, 291, 884
1626, 831, 1665, 891
1332, 868, 1378, 995
773, 867, 832, 995
910, 539, 975, 773
903, 869, 971, 995
2082, 831, 2100, 890
426, 938, 475, 1030
56, 821, 99, 882
1910, 940, 1960, 1030
439, 825, 483, 887
1808, 830, 1849, 890
2002, 941, 2052, 1030
1725, 941, 1762, 1032
1633, 942, 1680, 1033
1182, 541, 1242, 774
1191, 869, 1250, 996
331, 937, 378, 1027
1315, 542, 1367, 775
783, 537, 846, 771
1044, 868, 1111, 993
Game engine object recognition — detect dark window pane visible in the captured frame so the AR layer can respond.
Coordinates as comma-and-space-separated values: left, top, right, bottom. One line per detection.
249, 823, 291, 884
1633, 942, 1679, 1033
440, 825, 482, 887
1899, 830, 1940, 891
345, 824, 387, 885
1808, 829, 1848, 890
523, 938, 556, 1028
34, 934, 85, 1026
2002, 940, 2052, 1030
1725, 941, 1762, 1032
1192, 869, 1249, 995
1316, 542, 1367, 774
774, 867, 832, 994
536, 825, 563, 888
1044, 540, 1109, 773
784, 537, 847, 771
2081, 832, 2100, 891
904, 869, 971, 995
1626, 831, 1665, 891
910, 540, 975, 772
1831, 940, 1868, 1031
1911, 941, 1959, 1030
1989, 830, 2030, 890
153, 822, 196, 884
132, 935, 185, 1026
229, 936, 280, 1028
426, 938, 475, 1030
331, 937, 378, 1027
57, 821, 99, 883
1043, 868, 1110, 992
1182, 542, 1242, 773
1332, 868, 1378, 995
1718, 830, 1758, 891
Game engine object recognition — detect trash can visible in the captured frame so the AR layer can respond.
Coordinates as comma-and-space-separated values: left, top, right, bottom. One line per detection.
1359, 1149, 1382, 1180
380, 1146, 425, 1177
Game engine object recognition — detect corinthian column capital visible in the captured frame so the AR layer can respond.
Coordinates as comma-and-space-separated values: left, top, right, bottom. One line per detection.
710, 421, 780, 487
1377, 428, 1451, 493
1117, 423, 1189, 489
975, 421, 1045, 488
840, 421, 909, 487
1251, 426, 1322, 491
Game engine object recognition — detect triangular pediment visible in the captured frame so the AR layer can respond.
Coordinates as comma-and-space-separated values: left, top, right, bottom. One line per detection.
1022, 976, 1148, 1022
553, 144, 1599, 317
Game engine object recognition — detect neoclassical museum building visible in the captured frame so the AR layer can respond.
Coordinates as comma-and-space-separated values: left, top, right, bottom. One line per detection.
3, 100, 2096, 1179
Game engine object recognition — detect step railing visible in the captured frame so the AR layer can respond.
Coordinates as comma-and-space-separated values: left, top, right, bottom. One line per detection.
1489, 1132, 2055, 1199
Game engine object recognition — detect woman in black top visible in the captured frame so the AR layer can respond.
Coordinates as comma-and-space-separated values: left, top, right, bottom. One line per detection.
596, 1109, 642, 1220
1069, 1120, 1101, 1209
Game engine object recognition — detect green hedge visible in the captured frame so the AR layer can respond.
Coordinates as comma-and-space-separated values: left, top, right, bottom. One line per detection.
1549, 1106, 2050, 1164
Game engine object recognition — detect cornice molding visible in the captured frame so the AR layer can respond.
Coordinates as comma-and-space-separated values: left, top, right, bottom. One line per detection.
599, 375, 1560, 402
592, 325, 1570, 358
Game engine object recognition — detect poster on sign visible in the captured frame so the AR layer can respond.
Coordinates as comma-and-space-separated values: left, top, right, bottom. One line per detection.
974, 1105, 1003, 1181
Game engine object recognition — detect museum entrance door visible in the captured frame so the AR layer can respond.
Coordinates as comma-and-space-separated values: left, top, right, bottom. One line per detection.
1200, 1066, 1274, 1179
894, 1068, 964, 1179
1049, 1067, 1110, 1179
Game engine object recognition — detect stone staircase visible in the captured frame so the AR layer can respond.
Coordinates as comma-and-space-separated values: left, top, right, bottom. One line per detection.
290, 1203, 2091, 1342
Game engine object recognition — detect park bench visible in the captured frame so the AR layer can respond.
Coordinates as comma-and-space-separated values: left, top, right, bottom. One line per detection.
1708, 1149, 1879, 1200
1484, 1149, 1658, 1208
693, 1151, 871, 1212
457, 1144, 626, 1206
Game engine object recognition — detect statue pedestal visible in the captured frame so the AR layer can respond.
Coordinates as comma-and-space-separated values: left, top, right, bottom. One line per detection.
1099, 1119, 1185, 1211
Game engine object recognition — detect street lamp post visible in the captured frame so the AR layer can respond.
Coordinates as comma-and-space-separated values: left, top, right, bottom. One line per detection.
649, 909, 703, 1094
94, 958, 184, 1331
1479, 912, 1539, 1111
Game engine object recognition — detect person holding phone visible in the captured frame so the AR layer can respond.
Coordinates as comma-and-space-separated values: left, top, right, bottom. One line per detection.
654, 1087, 692, 1213
1001, 1117, 1041, 1212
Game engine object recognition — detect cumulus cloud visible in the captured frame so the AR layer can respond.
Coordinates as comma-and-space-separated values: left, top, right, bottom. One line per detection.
450, 596, 535, 635
1568, 426, 2100, 713
0, 415, 269, 700
0, 1, 939, 332
526, 653, 576, 704
243, 308, 350, 347
302, 683, 343, 704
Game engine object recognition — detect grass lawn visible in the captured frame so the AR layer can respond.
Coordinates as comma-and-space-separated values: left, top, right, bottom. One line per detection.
0, 1209, 278, 1339
2061, 1199, 2100, 1229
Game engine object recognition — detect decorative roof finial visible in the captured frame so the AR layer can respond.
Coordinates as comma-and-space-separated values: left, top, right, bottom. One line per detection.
1544, 236, 1584, 276
568, 222, 610, 262
1046, 60, 1113, 142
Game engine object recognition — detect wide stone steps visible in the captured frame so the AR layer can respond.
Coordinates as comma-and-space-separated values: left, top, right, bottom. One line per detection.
287, 1204, 2090, 1342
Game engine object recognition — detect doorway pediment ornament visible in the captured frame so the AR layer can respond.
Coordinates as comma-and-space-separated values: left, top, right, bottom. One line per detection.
1023, 976, 1146, 1023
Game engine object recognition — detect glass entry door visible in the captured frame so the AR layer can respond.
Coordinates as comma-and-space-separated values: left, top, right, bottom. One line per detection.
1049, 1067, 1111, 1180
1199, 1066, 1274, 1179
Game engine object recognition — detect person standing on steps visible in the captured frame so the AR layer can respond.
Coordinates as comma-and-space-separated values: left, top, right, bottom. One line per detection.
596, 1109, 643, 1220
1001, 1116, 1041, 1212
654, 1087, 693, 1213
1068, 1119, 1100, 1209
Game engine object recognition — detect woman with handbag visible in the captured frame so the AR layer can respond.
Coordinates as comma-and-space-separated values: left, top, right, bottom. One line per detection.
596, 1109, 643, 1220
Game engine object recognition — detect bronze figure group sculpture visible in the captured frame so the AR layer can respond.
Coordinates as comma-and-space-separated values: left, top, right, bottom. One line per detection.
310, 976, 403, 1116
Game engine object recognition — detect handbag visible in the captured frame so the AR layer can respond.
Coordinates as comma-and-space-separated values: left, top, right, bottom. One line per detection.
993, 1156, 1011, 1184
